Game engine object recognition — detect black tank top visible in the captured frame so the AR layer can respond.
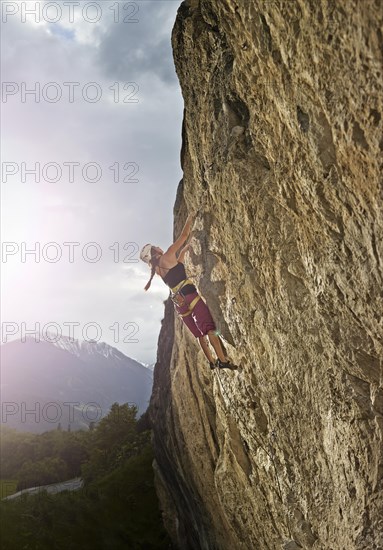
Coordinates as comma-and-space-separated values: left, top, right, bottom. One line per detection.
162, 262, 196, 295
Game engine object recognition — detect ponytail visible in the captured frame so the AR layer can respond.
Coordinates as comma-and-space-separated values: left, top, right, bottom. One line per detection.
144, 264, 156, 291
144, 249, 160, 291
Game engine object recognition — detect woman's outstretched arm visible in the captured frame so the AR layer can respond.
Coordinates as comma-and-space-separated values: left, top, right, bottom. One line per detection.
165, 213, 194, 257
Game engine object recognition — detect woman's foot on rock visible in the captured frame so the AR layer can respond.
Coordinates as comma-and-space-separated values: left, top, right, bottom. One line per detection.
215, 359, 238, 370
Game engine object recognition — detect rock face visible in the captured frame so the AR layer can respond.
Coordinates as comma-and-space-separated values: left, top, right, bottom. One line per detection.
148, 1, 383, 549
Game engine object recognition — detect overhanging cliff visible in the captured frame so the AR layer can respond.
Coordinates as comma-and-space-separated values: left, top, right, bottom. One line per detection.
148, 1, 383, 549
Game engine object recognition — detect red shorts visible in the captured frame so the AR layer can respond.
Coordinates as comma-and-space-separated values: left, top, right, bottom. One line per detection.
174, 291, 216, 338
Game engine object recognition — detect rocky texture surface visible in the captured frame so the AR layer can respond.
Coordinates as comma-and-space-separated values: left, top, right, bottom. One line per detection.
149, 1, 383, 548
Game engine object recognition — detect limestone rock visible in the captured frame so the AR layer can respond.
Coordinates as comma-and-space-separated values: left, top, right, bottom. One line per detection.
149, 0, 383, 548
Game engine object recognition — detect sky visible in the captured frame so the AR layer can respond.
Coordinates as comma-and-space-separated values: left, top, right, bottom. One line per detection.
1, 0, 184, 364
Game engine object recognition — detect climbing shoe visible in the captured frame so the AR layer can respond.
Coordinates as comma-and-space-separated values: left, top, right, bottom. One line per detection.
209, 362, 216, 370
215, 359, 238, 370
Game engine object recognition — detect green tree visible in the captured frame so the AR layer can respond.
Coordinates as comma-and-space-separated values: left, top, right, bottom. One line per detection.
17, 457, 69, 490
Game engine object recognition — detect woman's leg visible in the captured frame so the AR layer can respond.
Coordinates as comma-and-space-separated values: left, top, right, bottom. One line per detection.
207, 331, 228, 362
189, 296, 228, 363
198, 335, 215, 363
178, 293, 232, 366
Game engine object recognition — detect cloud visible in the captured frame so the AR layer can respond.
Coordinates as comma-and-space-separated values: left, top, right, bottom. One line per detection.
97, 1, 179, 85
2, 0, 184, 363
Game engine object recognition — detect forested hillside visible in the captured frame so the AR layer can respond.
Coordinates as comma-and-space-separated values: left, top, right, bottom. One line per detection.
0, 403, 171, 550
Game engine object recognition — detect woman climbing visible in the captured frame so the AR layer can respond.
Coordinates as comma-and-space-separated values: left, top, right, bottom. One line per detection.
140, 212, 237, 370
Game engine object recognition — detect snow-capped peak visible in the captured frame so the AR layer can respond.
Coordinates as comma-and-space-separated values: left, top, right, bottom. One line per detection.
40, 332, 125, 362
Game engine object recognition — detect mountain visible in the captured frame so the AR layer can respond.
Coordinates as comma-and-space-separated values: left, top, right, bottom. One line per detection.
0, 335, 153, 433
148, 1, 383, 550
